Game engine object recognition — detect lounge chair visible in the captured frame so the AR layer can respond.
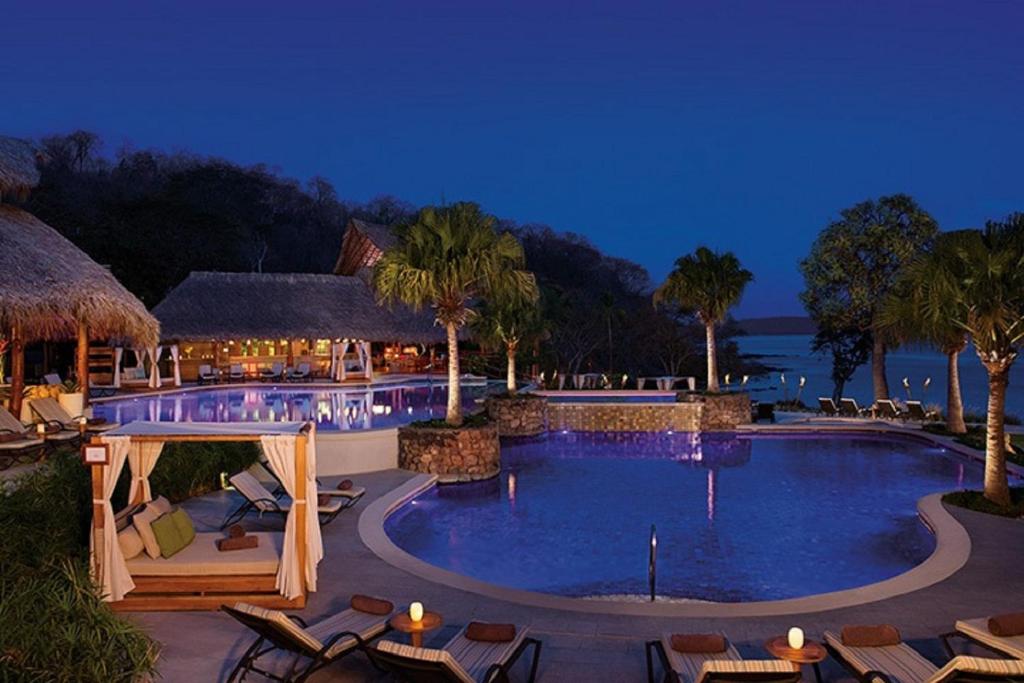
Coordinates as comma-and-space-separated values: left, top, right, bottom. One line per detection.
646, 632, 800, 683
28, 397, 118, 433
906, 401, 937, 422
825, 627, 1024, 683
43, 373, 63, 385
221, 470, 350, 529
229, 363, 246, 382
222, 598, 394, 682
754, 402, 776, 423
287, 363, 311, 382
875, 399, 906, 421
839, 398, 866, 418
252, 459, 366, 505
943, 616, 1024, 660
0, 410, 48, 467
198, 364, 220, 384
818, 397, 840, 417
369, 623, 543, 683
261, 362, 285, 382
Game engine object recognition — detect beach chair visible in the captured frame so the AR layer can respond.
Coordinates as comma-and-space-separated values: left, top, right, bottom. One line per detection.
287, 362, 311, 382
943, 615, 1024, 660
221, 470, 350, 529
261, 362, 285, 382
646, 632, 800, 683
29, 397, 117, 433
229, 363, 246, 382
253, 459, 366, 505
875, 399, 906, 421
222, 597, 394, 683
818, 397, 840, 417
369, 623, 543, 683
906, 401, 937, 422
0, 409, 48, 467
198, 364, 220, 384
43, 373, 63, 385
825, 627, 1024, 683
839, 398, 865, 418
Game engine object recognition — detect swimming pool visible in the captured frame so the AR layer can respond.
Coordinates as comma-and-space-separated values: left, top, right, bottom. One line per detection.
384, 431, 978, 602
93, 381, 496, 431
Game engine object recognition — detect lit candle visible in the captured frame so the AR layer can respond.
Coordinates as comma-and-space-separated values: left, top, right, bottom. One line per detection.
788, 627, 804, 650
37, 423, 46, 436
409, 601, 424, 623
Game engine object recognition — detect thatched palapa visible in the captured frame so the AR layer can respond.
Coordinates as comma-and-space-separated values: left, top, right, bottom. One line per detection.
333, 218, 398, 276
0, 136, 40, 202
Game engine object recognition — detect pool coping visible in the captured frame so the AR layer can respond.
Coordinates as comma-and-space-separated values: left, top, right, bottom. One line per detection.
359, 431, 974, 617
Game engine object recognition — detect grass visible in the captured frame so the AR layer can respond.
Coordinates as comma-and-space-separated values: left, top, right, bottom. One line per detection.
943, 488, 1024, 518
409, 412, 491, 429
922, 424, 1024, 467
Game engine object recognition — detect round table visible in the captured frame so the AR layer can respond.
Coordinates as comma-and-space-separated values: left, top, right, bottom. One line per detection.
389, 612, 443, 648
764, 636, 827, 683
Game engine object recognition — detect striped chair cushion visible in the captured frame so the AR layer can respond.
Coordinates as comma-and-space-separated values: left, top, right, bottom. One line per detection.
233, 602, 323, 655
824, 632, 937, 683
375, 640, 475, 683
956, 618, 1024, 659
926, 656, 1024, 683
445, 626, 528, 681
698, 659, 800, 683
230, 471, 280, 512
660, 633, 741, 683
305, 607, 389, 658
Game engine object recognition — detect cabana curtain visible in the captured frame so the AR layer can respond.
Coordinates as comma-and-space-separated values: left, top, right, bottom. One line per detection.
148, 346, 162, 388
93, 436, 134, 602
127, 441, 164, 503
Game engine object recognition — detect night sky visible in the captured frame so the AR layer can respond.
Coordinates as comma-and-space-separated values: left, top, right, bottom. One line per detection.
3, 1, 1022, 316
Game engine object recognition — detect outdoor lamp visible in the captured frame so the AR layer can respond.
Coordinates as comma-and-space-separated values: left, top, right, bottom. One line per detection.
409, 602, 424, 623
799, 376, 806, 388
741, 375, 749, 386
787, 627, 804, 650
780, 373, 786, 384
902, 377, 910, 388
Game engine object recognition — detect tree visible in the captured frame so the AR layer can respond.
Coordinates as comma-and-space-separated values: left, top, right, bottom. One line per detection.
472, 296, 546, 394
812, 326, 872, 400
879, 231, 976, 433
654, 247, 753, 392
944, 217, 1024, 506
800, 195, 938, 402
373, 202, 538, 425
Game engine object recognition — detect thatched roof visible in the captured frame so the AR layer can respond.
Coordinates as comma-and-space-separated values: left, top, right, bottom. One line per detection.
333, 218, 398, 275
0, 205, 160, 345
153, 271, 446, 343
0, 136, 40, 202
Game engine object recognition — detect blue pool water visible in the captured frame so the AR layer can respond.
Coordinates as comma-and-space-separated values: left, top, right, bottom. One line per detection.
385, 431, 979, 601
93, 381, 495, 431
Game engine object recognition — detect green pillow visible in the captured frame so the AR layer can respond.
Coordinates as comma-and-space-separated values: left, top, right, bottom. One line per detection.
150, 508, 196, 559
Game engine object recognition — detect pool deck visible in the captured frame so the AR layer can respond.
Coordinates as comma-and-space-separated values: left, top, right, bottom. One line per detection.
134, 449, 1024, 682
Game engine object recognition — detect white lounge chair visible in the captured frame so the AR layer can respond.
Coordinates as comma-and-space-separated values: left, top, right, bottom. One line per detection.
646, 632, 799, 683
0, 409, 48, 466
228, 363, 246, 381
221, 470, 351, 529
43, 373, 63, 385
29, 397, 117, 433
287, 362, 311, 382
945, 616, 1024, 660
839, 398, 866, 417
818, 397, 840, 417
253, 459, 366, 504
260, 362, 285, 382
198, 364, 220, 384
875, 399, 906, 420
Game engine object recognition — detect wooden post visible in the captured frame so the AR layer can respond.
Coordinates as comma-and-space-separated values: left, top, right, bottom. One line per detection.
294, 432, 308, 597
91, 449, 105, 585
286, 340, 295, 369
77, 319, 90, 408
9, 323, 24, 418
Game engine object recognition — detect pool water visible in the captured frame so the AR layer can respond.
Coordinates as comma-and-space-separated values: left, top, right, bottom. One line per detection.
93, 381, 495, 431
385, 431, 978, 602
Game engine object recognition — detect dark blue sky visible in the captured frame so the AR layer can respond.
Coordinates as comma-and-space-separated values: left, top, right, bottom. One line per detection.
3, 1, 1022, 316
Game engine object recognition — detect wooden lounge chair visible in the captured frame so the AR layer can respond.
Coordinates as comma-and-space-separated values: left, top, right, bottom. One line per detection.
261, 362, 285, 382
875, 399, 906, 421
369, 624, 543, 683
943, 616, 1024, 660
839, 398, 866, 418
229, 363, 246, 382
646, 632, 800, 683
287, 363, 311, 382
906, 401, 937, 422
29, 397, 118, 433
0, 410, 47, 468
43, 373, 63, 385
222, 598, 394, 682
221, 470, 351, 529
825, 628, 1024, 683
819, 397, 840, 417
197, 364, 220, 384
253, 459, 366, 505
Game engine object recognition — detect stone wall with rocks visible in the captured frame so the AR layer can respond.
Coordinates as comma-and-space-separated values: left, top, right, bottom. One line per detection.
485, 396, 548, 437
545, 402, 702, 432
397, 423, 500, 483
683, 392, 752, 430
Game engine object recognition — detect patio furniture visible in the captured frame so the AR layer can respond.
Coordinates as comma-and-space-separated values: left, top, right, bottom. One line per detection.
825, 627, 1024, 683
390, 610, 443, 648
43, 372, 63, 385
198, 364, 220, 384
221, 470, 349, 529
754, 401, 776, 424
222, 597, 394, 683
839, 398, 865, 418
818, 397, 840, 417
370, 623, 543, 683
253, 459, 366, 505
875, 399, 906, 421
0, 409, 47, 467
29, 396, 117, 433
906, 401, 938, 422
261, 362, 285, 382
229, 363, 246, 382
765, 635, 827, 683
646, 632, 800, 683
287, 362, 312, 382
943, 615, 1024, 660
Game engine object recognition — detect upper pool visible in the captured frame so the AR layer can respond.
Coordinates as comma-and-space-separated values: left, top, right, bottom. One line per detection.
384, 431, 978, 602
93, 381, 495, 431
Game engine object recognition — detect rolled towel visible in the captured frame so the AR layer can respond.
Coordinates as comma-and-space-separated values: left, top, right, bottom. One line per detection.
466, 622, 517, 643
670, 634, 727, 653
351, 594, 394, 615
337, 479, 354, 491
989, 613, 1024, 637
217, 535, 258, 552
226, 524, 246, 539
841, 625, 901, 647
317, 493, 331, 507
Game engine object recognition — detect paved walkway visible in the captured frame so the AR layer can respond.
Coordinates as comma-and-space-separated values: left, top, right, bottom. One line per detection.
133, 466, 1024, 683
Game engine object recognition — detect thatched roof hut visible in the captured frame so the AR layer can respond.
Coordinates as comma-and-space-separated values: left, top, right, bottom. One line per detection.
333, 218, 398, 276
153, 271, 444, 343
0, 205, 159, 346
0, 136, 41, 202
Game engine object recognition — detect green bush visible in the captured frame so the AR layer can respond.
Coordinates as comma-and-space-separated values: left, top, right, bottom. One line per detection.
141, 440, 260, 503
409, 412, 491, 429
943, 488, 1024, 518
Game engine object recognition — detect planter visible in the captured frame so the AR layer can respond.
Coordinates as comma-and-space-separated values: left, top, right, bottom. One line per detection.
397, 422, 500, 483
680, 391, 752, 430
59, 392, 85, 419
485, 395, 547, 437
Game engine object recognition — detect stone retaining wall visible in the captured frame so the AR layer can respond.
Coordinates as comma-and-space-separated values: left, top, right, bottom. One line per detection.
485, 396, 547, 437
546, 402, 702, 432
397, 423, 500, 483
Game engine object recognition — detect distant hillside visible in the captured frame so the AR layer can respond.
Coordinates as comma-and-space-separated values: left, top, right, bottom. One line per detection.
736, 316, 816, 336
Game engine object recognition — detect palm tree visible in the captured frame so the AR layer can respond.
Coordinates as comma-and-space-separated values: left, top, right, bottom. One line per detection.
944, 217, 1024, 506
879, 231, 974, 434
654, 247, 753, 392
472, 296, 546, 394
373, 202, 538, 426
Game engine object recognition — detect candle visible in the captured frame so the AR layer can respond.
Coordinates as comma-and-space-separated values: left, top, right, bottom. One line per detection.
787, 627, 804, 650
409, 601, 424, 623
36, 423, 46, 436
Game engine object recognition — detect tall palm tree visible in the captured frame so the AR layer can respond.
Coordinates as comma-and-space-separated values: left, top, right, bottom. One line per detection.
879, 231, 974, 434
944, 217, 1024, 506
654, 247, 753, 393
472, 296, 546, 394
373, 202, 538, 426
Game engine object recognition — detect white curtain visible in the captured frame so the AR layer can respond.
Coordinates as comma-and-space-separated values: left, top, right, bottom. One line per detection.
112, 347, 124, 388
127, 441, 164, 504
260, 434, 321, 599
170, 345, 182, 386
93, 436, 133, 602
148, 346, 163, 389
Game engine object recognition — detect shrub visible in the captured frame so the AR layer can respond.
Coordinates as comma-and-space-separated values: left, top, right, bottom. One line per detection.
943, 488, 1024, 518
141, 440, 260, 503
409, 412, 491, 429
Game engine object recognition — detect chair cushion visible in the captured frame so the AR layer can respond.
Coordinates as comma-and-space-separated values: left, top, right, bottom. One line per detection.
824, 632, 936, 683
841, 625, 901, 647
926, 656, 1024, 683
117, 527, 145, 560
446, 627, 529, 682
151, 509, 196, 559
306, 608, 390, 658
375, 641, 475, 683
697, 660, 798, 683
127, 532, 281, 576
660, 633, 741, 683
989, 613, 1024, 637
956, 618, 1024, 659
233, 602, 323, 655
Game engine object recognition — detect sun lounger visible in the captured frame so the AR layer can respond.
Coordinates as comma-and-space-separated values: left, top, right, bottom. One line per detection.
839, 398, 866, 418
825, 628, 1024, 683
28, 396, 117, 433
875, 399, 906, 420
252, 459, 366, 504
287, 363, 311, 382
754, 402, 776, 423
0, 409, 48, 467
221, 470, 350, 529
198, 364, 220, 384
943, 616, 1024, 660
261, 362, 285, 382
646, 632, 799, 683
43, 373, 63, 385
819, 397, 840, 417
906, 401, 938, 422
222, 598, 394, 682
229, 363, 246, 381
370, 623, 542, 683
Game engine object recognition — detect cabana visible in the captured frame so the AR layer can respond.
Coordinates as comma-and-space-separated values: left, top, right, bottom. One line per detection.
89, 421, 322, 611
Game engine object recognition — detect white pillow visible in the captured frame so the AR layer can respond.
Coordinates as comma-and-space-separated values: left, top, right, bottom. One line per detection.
148, 495, 172, 516
132, 500, 171, 559
117, 527, 145, 560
